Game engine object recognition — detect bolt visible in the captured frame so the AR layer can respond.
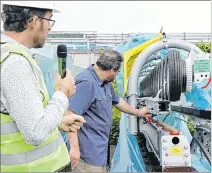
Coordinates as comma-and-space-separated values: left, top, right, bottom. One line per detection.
185, 160, 189, 164
165, 153, 168, 156
163, 138, 167, 142
163, 146, 168, 150
184, 153, 189, 157
164, 161, 168, 165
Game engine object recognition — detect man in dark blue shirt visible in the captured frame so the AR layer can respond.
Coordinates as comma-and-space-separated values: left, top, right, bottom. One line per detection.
67, 50, 151, 172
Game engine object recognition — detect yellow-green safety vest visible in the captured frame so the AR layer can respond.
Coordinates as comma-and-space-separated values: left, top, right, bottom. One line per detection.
0, 42, 70, 172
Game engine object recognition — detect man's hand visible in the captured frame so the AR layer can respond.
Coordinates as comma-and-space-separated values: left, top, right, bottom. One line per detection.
70, 146, 80, 169
59, 113, 86, 132
115, 98, 152, 119
137, 107, 152, 118
55, 69, 76, 98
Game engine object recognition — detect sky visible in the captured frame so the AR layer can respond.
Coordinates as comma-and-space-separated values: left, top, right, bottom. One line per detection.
1, 1, 211, 33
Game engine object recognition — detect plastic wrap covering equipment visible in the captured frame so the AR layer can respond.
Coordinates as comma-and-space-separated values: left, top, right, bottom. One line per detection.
112, 33, 211, 172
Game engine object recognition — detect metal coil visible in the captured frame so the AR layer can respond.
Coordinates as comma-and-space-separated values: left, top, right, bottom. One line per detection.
139, 50, 188, 102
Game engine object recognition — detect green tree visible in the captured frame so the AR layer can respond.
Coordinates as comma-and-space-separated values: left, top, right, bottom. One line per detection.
110, 80, 121, 145
196, 41, 211, 53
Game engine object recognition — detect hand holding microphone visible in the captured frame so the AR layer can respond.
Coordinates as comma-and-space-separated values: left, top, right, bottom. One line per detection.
57, 44, 67, 79
55, 44, 76, 98
55, 69, 76, 98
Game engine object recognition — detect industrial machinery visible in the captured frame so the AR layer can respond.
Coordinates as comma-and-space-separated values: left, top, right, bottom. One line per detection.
111, 32, 211, 172
32, 31, 211, 172
126, 33, 211, 172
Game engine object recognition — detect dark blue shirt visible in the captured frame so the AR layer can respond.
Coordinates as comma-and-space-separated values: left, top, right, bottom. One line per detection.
68, 65, 120, 167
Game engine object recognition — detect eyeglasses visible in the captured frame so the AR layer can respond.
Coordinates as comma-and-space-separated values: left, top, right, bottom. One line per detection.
38, 16, 55, 28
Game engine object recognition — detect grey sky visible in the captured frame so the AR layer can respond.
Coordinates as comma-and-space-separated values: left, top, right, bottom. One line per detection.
1, 1, 211, 33
51, 1, 211, 33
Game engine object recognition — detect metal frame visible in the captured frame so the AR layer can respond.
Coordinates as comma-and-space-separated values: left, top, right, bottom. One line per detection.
127, 38, 203, 135
125, 38, 211, 171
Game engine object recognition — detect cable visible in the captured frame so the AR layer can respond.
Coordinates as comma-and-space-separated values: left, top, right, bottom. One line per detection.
162, 113, 170, 122
139, 50, 187, 102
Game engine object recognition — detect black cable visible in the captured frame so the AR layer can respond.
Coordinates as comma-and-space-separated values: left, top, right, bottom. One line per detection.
162, 113, 170, 122
139, 50, 187, 102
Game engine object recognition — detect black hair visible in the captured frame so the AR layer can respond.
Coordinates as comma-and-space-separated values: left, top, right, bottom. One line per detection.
96, 50, 123, 72
2, 5, 50, 32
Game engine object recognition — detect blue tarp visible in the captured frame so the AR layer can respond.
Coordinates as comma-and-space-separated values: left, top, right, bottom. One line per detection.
33, 40, 211, 172
32, 43, 85, 149
112, 35, 211, 172
185, 79, 211, 110
33, 43, 85, 97
114, 34, 159, 97
155, 112, 211, 172
111, 114, 147, 172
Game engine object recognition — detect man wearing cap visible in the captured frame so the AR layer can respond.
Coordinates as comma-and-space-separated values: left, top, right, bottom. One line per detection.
0, 1, 85, 172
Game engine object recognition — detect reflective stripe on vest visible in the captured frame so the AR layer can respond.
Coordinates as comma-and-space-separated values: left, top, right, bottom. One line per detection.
0, 42, 70, 172
1, 121, 18, 135
1, 133, 64, 165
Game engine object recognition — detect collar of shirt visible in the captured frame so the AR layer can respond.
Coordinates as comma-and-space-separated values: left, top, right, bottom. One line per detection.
1, 34, 34, 57
87, 65, 104, 87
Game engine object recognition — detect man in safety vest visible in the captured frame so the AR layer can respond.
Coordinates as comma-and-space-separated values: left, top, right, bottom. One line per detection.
1, 1, 85, 172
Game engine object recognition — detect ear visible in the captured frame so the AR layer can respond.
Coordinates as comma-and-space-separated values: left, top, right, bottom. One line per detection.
26, 16, 39, 29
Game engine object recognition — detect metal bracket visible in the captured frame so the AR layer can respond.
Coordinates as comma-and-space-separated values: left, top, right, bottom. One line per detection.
190, 124, 211, 165
138, 90, 170, 115
125, 92, 138, 99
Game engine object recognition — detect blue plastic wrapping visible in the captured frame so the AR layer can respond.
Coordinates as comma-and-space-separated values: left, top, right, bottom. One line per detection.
155, 112, 211, 172
111, 112, 211, 172
32, 43, 85, 148
114, 34, 158, 53
115, 65, 125, 96
33, 43, 85, 97
191, 151, 211, 172
32, 39, 211, 172
111, 114, 147, 172
155, 113, 193, 143
114, 34, 159, 97
112, 34, 211, 172
185, 79, 211, 110
114, 37, 189, 97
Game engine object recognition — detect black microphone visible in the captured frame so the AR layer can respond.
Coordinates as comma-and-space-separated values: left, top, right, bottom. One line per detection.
57, 44, 67, 79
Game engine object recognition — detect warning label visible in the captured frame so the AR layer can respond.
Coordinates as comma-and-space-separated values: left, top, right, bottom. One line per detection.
194, 60, 211, 73
170, 146, 182, 155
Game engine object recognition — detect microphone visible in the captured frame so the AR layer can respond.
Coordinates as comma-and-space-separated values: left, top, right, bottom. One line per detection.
57, 44, 67, 79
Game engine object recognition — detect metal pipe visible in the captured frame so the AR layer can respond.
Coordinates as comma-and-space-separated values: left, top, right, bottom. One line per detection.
144, 54, 162, 64
127, 39, 203, 135
140, 63, 155, 71
140, 67, 156, 74
140, 59, 161, 71
140, 72, 150, 77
